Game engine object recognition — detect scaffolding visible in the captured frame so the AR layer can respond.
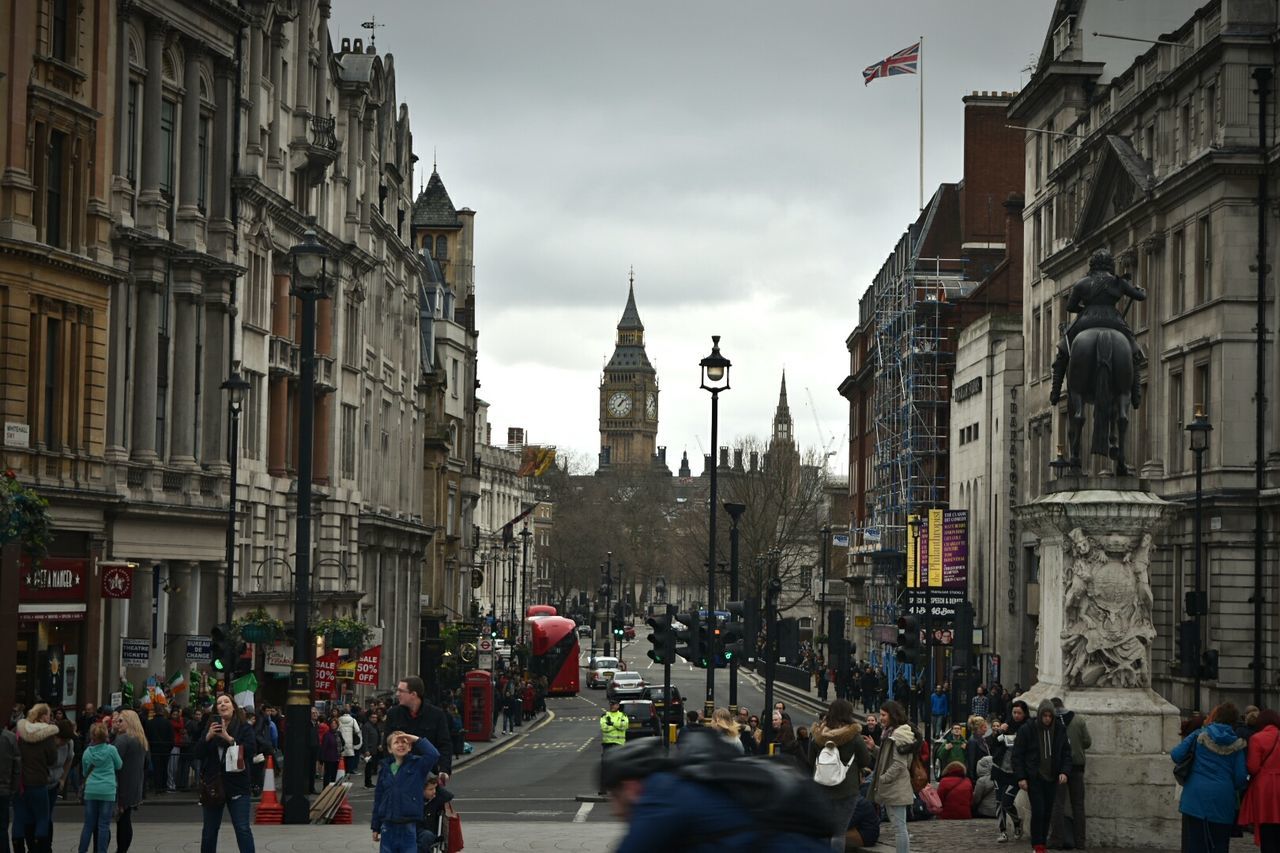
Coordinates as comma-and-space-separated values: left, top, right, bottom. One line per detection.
870, 198, 971, 556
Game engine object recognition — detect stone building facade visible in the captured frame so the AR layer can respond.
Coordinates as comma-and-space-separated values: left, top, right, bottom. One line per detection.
838, 93, 1024, 673
95, 0, 435, 695
1011, 0, 1279, 710
412, 168, 479, 635
0, 0, 118, 709
948, 314, 1028, 688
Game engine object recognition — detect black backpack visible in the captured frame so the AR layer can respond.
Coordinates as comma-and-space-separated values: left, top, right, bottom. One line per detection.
679, 755, 835, 841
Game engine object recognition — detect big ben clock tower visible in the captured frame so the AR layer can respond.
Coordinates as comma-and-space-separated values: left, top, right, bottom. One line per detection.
599, 273, 658, 469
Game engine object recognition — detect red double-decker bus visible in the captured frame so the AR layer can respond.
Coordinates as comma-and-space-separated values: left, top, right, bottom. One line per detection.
530, 614, 579, 696
526, 605, 557, 619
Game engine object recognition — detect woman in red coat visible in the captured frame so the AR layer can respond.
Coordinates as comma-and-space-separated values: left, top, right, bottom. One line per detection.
521, 681, 535, 720
937, 760, 973, 820
1238, 708, 1280, 850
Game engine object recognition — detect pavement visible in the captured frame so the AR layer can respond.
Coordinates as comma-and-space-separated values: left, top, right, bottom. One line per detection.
97, 709, 554, 816
56, 816, 1177, 852
52, 820, 626, 851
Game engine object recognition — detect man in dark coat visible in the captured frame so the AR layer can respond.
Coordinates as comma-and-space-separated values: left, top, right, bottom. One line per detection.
143, 707, 172, 794
383, 675, 454, 785
1011, 699, 1072, 853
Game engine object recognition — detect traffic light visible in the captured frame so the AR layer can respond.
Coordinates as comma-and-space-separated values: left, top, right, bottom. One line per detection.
896, 614, 920, 650
1200, 648, 1220, 681
1176, 620, 1200, 678
674, 611, 702, 666
723, 601, 748, 661
896, 613, 921, 664
612, 618, 625, 641
211, 623, 234, 674
646, 607, 677, 665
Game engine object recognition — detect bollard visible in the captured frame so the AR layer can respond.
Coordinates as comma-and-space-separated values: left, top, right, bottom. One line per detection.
668, 723, 677, 744
254, 754, 283, 824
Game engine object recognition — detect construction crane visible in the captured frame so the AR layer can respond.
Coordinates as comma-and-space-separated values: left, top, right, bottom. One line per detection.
805, 387, 841, 467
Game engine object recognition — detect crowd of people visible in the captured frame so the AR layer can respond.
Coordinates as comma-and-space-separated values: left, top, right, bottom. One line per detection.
602, 693, 1280, 853
1, 671, 472, 853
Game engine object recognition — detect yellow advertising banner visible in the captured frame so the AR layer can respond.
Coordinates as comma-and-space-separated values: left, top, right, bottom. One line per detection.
906, 514, 920, 588
928, 508, 944, 588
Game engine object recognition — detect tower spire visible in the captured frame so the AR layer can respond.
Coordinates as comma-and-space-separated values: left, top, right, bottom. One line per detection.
772, 370, 794, 446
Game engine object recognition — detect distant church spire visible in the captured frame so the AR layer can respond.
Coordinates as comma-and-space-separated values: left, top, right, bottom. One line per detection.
772, 370, 793, 445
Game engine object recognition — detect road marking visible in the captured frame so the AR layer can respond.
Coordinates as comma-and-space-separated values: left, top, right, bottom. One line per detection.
452, 710, 556, 774
576, 738, 593, 753
573, 802, 594, 823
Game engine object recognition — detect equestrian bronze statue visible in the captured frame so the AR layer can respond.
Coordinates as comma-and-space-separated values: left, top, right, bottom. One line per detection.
1048, 249, 1146, 475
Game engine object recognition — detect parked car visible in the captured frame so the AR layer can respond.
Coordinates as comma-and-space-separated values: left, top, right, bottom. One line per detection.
619, 700, 660, 740
576, 625, 593, 638
623, 625, 636, 640
586, 657, 621, 689
641, 685, 684, 727
605, 671, 646, 702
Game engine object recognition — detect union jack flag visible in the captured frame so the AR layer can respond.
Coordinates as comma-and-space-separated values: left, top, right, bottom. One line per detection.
863, 42, 920, 86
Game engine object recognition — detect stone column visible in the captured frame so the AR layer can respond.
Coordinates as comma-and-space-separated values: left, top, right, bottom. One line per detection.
267, 378, 287, 476
168, 290, 200, 466
163, 562, 198, 689
112, 1, 136, 223
200, 276, 230, 472
271, 271, 291, 337
245, 17, 264, 161
137, 20, 169, 233
130, 277, 161, 462
1016, 479, 1181, 849
125, 563, 155, 684
176, 40, 205, 249
207, 58, 235, 258
267, 27, 285, 173
313, 1, 330, 119
314, 395, 331, 485
105, 273, 130, 462
344, 108, 360, 234
293, 0, 311, 118
359, 119, 372, 229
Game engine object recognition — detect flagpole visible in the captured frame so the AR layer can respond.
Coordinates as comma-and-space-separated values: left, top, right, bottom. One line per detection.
919, 35, 924, 212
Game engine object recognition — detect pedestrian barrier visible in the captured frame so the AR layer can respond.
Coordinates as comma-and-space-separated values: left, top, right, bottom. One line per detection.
254, 755, 283, 824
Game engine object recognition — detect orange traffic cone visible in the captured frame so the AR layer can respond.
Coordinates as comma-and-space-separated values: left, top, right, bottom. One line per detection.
254, 754, 283, 824
332, 795, 353, 825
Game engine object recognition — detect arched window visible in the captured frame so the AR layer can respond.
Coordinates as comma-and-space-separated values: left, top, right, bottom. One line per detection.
435, 234, 448, 260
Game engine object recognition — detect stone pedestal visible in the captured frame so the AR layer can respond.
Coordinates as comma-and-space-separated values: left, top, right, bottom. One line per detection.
1016, 479, 1182, 849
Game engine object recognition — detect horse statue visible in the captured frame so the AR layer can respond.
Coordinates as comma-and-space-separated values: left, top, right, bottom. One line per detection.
1049, 249, 1146, 475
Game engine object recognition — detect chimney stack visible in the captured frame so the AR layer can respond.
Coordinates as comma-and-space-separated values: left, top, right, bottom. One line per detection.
508, 427, 525, 447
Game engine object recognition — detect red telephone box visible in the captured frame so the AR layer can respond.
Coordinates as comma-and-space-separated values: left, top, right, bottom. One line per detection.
463, 670, 494, 742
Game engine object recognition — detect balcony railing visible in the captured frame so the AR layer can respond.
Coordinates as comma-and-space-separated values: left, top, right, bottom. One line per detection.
311, 115, 339, 151
269, 336, 298, 377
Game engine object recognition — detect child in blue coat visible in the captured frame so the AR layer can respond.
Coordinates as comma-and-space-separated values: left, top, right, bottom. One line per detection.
371, 732, 441, 853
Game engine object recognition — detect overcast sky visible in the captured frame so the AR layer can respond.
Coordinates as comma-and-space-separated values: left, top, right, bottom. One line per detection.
330, 1, 1054, 473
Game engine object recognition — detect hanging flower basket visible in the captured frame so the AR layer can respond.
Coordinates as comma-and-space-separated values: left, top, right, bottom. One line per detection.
315, 616, 372, 651
233, 607, 285, 644
239, 623, 277, 644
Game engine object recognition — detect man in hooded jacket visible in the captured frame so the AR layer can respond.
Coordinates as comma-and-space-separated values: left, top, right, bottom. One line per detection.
1011, 699, 1072, 853
988, 699, 1029, 842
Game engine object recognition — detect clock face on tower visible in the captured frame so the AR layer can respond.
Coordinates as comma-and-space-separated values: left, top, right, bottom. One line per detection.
645, 392, 657, 421
607, 392, 633, 417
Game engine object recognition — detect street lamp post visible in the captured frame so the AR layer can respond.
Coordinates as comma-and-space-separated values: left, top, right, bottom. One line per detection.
283, 226, 329, 825
520, 525, 532, 643
699, 335, 731, 717
819, 522, 830, 664
724, 502, 746, 713
602, 553, 613, 656
1186, 405, 1212, 710
220, 371, 251, 626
